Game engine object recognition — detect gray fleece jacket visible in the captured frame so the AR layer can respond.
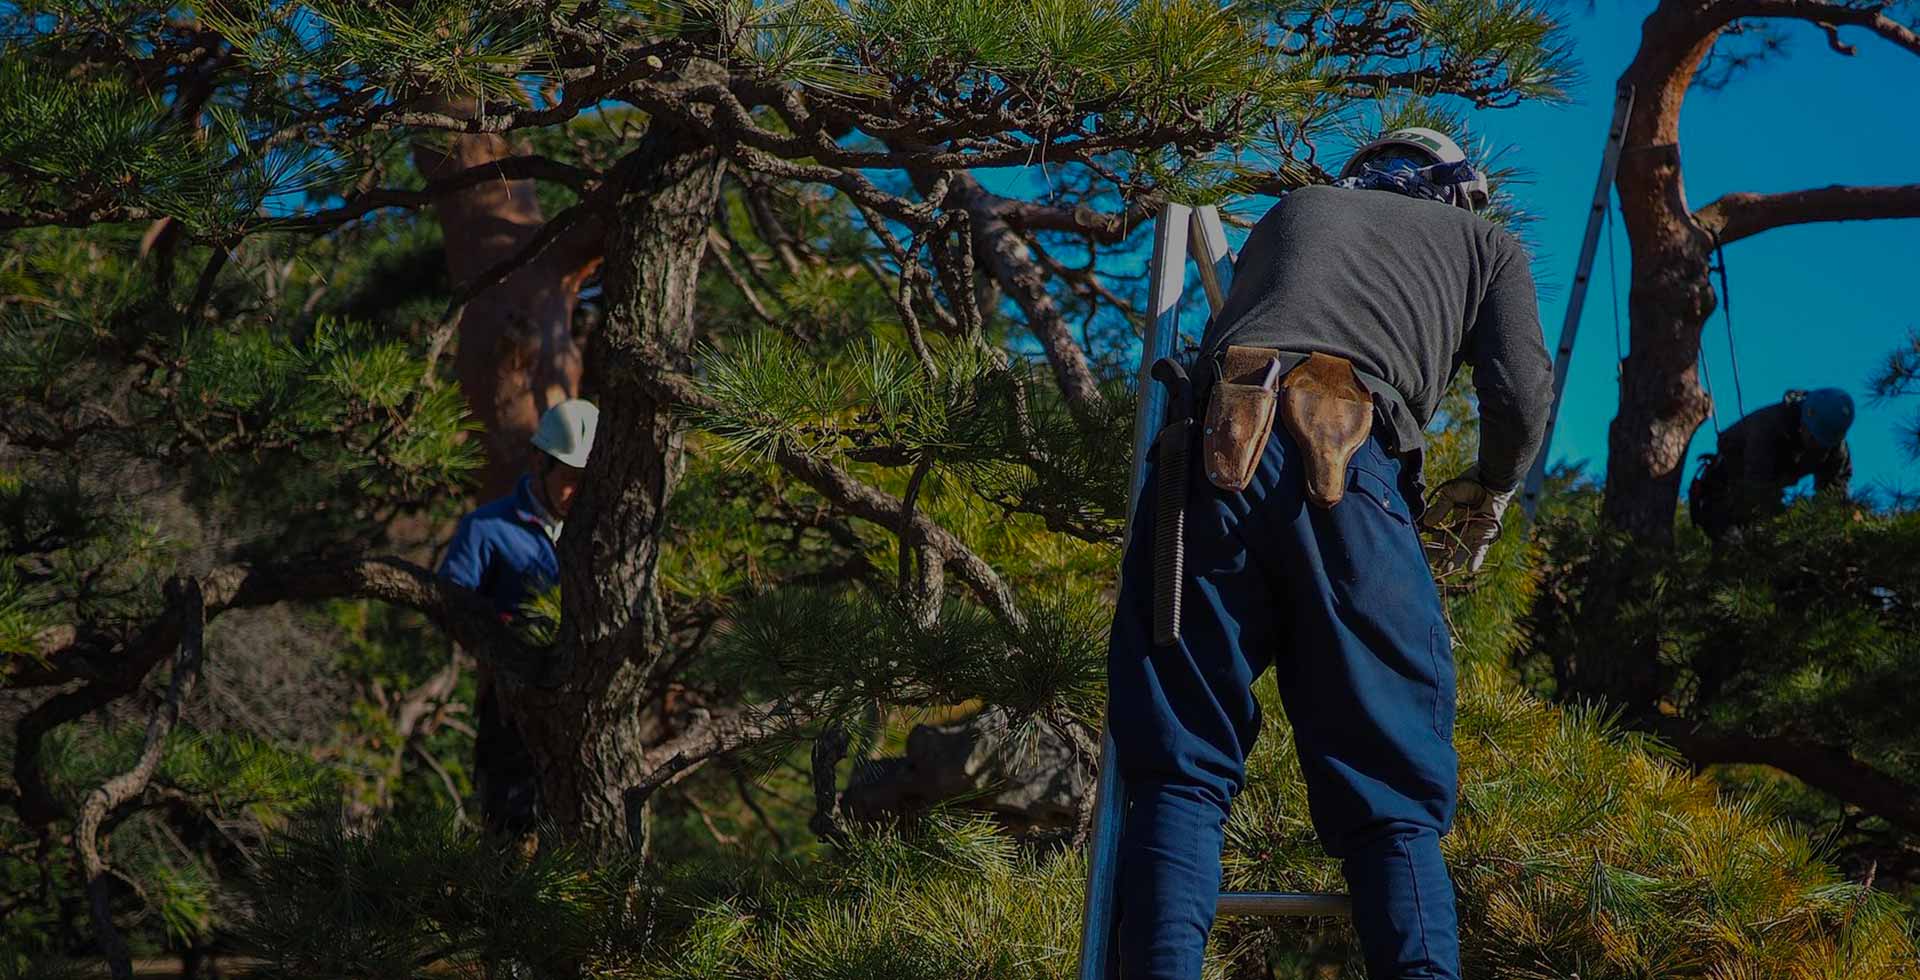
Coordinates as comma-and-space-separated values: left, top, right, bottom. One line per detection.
1196, 184, 1554, 492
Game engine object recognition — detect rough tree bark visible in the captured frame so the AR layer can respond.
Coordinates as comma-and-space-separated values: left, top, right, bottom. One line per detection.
1602, 6, 1722, 543
497, 110, 726, 855
414, 109, 606, 498
1603, 0, 1920, 542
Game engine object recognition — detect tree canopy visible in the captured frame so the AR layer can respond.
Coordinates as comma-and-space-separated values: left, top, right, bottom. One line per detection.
3, 0, 1918, 977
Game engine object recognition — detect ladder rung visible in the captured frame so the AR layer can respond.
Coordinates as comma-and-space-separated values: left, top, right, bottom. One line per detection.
1215, 891, 1351, 917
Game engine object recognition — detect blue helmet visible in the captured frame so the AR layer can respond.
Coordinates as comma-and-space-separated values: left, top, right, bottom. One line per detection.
1799, 387, 1854, 449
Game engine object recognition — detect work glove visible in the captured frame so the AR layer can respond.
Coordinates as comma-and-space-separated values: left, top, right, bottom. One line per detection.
1418, 465, 1513, 578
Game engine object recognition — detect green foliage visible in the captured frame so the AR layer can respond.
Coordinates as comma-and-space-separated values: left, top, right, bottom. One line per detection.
240, 806, 651, 980
0, 61, 218, 225
258, 672, 1920, 978
704, 585, 1106, 736
1218, 664, 1920, 978
43, 726, 334, 818
0, 958, 91, 980
0, 466, 177, 678
199, 0, 562, 102
1531, 490, 1920, 795
1869, 328, 1920, 463
690, 332, 1134, 542
158, 315, 484, 498
614, 812, 1087, 980
5, 0, 1895, 973
228, 438, 1920, 977
0, 721, 336, 959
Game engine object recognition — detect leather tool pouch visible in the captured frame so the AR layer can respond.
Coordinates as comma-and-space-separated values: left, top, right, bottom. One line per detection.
1202, 346, 1283, 493
1279, 352, 1374, 508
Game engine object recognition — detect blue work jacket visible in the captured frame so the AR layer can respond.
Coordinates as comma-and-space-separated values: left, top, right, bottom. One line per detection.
438, 475, 560, 618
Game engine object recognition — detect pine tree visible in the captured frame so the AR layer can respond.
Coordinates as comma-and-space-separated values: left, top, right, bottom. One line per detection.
8, 1, 1914, 977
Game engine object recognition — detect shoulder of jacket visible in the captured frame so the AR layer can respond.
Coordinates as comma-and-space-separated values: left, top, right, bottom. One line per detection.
462, 496, 527, 530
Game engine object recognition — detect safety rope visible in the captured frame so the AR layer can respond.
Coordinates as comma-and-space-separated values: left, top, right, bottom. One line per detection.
1699, 349, 1723, 437
1710, 230, 1747, 418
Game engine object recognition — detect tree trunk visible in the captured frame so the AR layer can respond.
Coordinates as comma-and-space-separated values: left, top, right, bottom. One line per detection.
415, 114, 605, 499
500, 115, 725, 855
1601, 1, 1722, 543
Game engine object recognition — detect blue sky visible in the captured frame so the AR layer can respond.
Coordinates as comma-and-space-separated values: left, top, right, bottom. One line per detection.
1466, 5, 1920, 498
981, 4, 1920, 500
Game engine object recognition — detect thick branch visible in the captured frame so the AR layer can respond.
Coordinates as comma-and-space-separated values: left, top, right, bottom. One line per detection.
935, 171, 1103, 411
17, 557, 529, 691
12, 558, 532, 829
1717, 0, 1920, 56
1693, 183, 1920, 246
996, 198, 1155, 245
1659, 723, 1920, 835
622, 700, 798, 809
770, 443, 1026, 630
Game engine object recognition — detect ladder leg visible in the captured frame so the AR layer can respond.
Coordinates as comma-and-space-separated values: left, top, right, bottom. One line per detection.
1076, 203, 1193, 980
1189, 205, 1236, 313
1077, 204, 1349, 979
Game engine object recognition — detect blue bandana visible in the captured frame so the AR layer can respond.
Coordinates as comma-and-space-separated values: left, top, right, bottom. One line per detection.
1334, 159, 1484, 210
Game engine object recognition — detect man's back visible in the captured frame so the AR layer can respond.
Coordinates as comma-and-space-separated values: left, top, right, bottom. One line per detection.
1691, 399, 1852, 538
1717, 401, 1847, 487
1200, 184, 1549, 490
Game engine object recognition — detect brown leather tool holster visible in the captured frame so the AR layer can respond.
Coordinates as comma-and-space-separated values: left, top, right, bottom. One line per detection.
1202, 346, 1283, 493
1280, 352, 1375, 508
1203, 346, 1375, 507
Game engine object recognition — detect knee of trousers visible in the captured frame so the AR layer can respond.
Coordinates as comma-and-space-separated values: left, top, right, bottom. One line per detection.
1104, 620, 1251, 806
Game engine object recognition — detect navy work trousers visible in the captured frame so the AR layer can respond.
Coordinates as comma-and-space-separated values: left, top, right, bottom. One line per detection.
1106, 419, 1460, 979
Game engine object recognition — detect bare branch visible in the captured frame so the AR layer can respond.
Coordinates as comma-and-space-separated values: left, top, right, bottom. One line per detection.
12, 557, 533, 832
704, 227, 779, 325
1716, 0, 1920, 56
622, 700, 800, 808
1819, 21, 1858, 55
769, 442, 1026, 630
14, 558, 531, 693
75, 577, 206, 980
935, 171, 1103, 410
996, 198, 1155, 245
1693, 183, 1920, 246
1658, 722, 1920, 836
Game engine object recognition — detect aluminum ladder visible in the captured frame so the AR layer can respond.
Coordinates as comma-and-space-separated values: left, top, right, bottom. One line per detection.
1519, 82, 1637, 518
1074, 202, 1351, 980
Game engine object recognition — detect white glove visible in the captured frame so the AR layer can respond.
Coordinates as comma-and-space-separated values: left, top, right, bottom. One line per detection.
1418, 466, 1513, 578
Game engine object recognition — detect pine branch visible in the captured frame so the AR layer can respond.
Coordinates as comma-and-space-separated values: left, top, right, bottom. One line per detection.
11, 557, 532, 829
1693, 183, 1920, 246
1715, 0, 1920, 57
924, 168, 1103, 411
1656, 722, 1920, 835
770, 444, 1027, 630
622, 699, 804, 810
74, 577, 205, 980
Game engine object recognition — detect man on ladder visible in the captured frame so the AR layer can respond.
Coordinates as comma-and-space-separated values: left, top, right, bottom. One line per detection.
1103, 129, 1553, 978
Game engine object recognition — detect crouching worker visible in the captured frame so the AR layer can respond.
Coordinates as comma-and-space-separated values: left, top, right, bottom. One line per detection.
438, 399, 598, 836
1105, 129, 1553, 979
1688, 388, 1853, 543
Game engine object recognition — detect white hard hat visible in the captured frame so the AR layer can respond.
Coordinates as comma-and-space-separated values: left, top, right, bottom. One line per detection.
531, 399, 598, 468
1341, 127, 1490, 211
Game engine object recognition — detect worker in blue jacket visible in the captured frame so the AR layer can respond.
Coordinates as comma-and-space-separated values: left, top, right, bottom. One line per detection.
439, 399, 598, 834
